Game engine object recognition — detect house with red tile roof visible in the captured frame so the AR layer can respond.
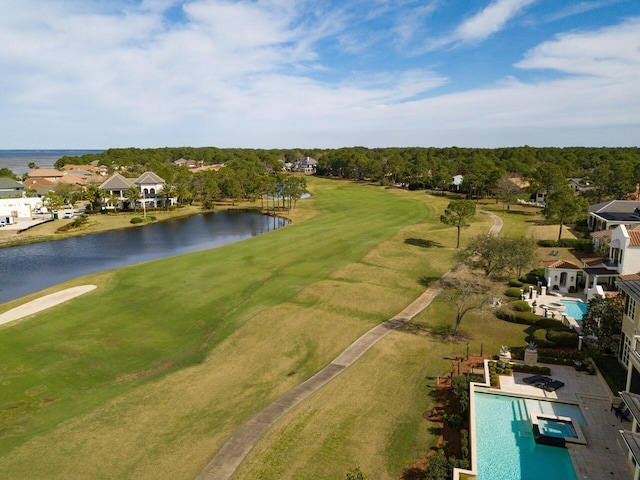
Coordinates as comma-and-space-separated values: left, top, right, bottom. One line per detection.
543, 259, 581, 294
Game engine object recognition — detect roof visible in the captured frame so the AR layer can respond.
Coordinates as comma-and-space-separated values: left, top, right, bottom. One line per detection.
582, 257, 609, 266
23, 177, 56, 190
617, 277, 640, 300
135, 171, 165, 185
630, 230, 640, 247
582, 267, 619, 277
26, 168, 64, 178
596, 211, 640, 223
543, 260, 580, 270
590, 229, 612, 240
99, 173, 135, 190
621, 391, 640, 425
0, 177, 24, 189
620, 429, 640, 465
590, 200, 640, 214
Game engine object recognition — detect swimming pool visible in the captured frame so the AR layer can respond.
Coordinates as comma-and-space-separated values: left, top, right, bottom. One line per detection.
475, 392, 580, 479
559, 299, 588, 321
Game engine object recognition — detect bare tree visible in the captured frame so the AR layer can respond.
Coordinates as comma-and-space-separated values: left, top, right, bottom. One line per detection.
440, 273, 493, 336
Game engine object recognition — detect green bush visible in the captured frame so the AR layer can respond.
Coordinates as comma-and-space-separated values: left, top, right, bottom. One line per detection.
495, 308, 543, 325
130, 217, 143, 224
512, 364, 551, 375
534, 318, 565, 329
511, 300, 531, 312
521, 268, 546, 285
509, 279, 524, 287
504, 287, 522, 298
531, 329, 555, 348
546, 330, 579, 348
495, 307, 515, 322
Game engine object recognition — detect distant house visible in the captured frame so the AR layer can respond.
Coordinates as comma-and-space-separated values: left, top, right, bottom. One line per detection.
588, 200, 640, 231
99, 172, 174, 210
0, 177, 25, 199
174, 158, 199, 168
568, 177, 594, 194
26, 168, 65, 182
292, 157, 317, 173
451, 174, 464, 191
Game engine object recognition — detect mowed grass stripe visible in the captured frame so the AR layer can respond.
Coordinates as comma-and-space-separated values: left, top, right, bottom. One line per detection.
0, 179, 464, 478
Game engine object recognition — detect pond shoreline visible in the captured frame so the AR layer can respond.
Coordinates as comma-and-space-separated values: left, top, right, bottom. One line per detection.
0, 203, 292, 249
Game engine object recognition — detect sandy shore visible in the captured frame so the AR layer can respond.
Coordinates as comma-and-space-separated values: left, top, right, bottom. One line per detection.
0, 285, 97, 326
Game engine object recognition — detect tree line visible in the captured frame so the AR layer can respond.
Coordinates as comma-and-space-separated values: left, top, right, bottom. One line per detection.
54, 145, 640, 202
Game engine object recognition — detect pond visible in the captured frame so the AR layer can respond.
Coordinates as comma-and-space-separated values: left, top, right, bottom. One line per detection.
0, 211, 287, 304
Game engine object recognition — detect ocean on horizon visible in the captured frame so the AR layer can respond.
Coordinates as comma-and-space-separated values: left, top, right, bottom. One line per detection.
0, 150, 103, 177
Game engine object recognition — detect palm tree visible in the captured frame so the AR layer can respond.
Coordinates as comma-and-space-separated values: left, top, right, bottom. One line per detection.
159, 181, 175, 210
125, 186, 141, 212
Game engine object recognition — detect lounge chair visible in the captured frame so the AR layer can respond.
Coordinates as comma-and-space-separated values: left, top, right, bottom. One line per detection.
543, 380, 565, 392
523, 375, 552, 385
612, 403, 632, 422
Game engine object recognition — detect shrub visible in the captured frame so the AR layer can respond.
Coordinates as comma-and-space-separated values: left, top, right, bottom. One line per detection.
130, 217, 143, 224
511, 300, 531, 312
531, 329, 555, 348
534, 318, 565, 329
509, 279, 524, 287
504, 287, 522, 298
495, 307, 515, 322
522, 268, 546, 286
546, 330, 579, 348
512, 364, 551, 375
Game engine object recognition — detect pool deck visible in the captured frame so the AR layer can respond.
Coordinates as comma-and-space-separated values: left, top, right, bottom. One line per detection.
498, 364, 633, 479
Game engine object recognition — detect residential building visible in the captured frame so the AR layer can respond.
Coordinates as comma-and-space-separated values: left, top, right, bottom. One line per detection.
99, 172, 174, 210
0, 177, 25, 199
588, 200, 640, 231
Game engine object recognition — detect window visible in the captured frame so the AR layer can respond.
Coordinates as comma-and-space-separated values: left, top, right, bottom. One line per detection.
626, 294, 637, 321
621, 334, 631, 366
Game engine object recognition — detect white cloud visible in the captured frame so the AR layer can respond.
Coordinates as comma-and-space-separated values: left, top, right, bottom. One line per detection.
0, 1, 638, 148
516, 16, 640, 78
453, 0, 536, 43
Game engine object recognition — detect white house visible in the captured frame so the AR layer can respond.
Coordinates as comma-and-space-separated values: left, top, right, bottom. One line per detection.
99, 171, 175, 210
543, 259, 581, 293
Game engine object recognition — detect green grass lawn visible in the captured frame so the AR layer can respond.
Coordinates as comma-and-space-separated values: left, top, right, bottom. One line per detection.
0, 180, 531, 479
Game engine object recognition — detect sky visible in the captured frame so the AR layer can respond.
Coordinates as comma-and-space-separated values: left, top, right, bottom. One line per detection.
0, 0, 639, 149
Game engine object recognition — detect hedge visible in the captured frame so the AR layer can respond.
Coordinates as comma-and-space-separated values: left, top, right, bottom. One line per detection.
547, 330, 579, 348
537, 238, 593, 252
511, 300, 531, 312
504, 287, 523, 298
531, 329, 555, 348
495, 308, 544, 325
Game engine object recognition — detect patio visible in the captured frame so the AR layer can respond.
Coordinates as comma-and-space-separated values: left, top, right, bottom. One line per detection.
499, 364, 633, 478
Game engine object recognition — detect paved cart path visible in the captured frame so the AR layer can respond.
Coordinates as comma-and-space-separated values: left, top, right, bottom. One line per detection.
196, 209, 502, 480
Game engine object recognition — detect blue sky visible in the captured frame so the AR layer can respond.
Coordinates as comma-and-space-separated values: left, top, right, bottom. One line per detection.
0, 0, 638, 149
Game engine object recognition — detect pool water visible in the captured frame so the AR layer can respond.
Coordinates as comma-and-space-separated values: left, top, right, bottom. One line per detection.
475, 392, 579, 480
538, 418, 578, 438
559, 300, 588, 321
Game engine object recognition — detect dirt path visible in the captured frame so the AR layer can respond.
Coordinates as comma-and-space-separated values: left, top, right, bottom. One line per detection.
196, 209, 503, 480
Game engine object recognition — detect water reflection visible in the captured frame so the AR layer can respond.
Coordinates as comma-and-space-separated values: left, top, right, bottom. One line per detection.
0, 211, 287, 304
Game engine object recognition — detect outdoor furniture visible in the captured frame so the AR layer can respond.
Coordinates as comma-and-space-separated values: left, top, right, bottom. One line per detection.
612, 403, 632, 422
523, 375, 551, 385
543, 380, 565, 392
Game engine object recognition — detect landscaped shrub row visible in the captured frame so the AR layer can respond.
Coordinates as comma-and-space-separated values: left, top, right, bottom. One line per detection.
504, 287, 524, 298
495, 308, 543, 325
510, 363, 551, 375
537, 238, 593, 251
510, 300, 531, 312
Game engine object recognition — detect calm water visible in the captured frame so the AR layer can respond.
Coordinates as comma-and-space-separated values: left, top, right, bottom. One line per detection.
0, 211, 287, 304
0, 150, 101, 177
475, 392, 578, 480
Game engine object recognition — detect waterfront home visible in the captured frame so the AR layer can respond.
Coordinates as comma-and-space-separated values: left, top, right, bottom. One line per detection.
99, 172, 175, 210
